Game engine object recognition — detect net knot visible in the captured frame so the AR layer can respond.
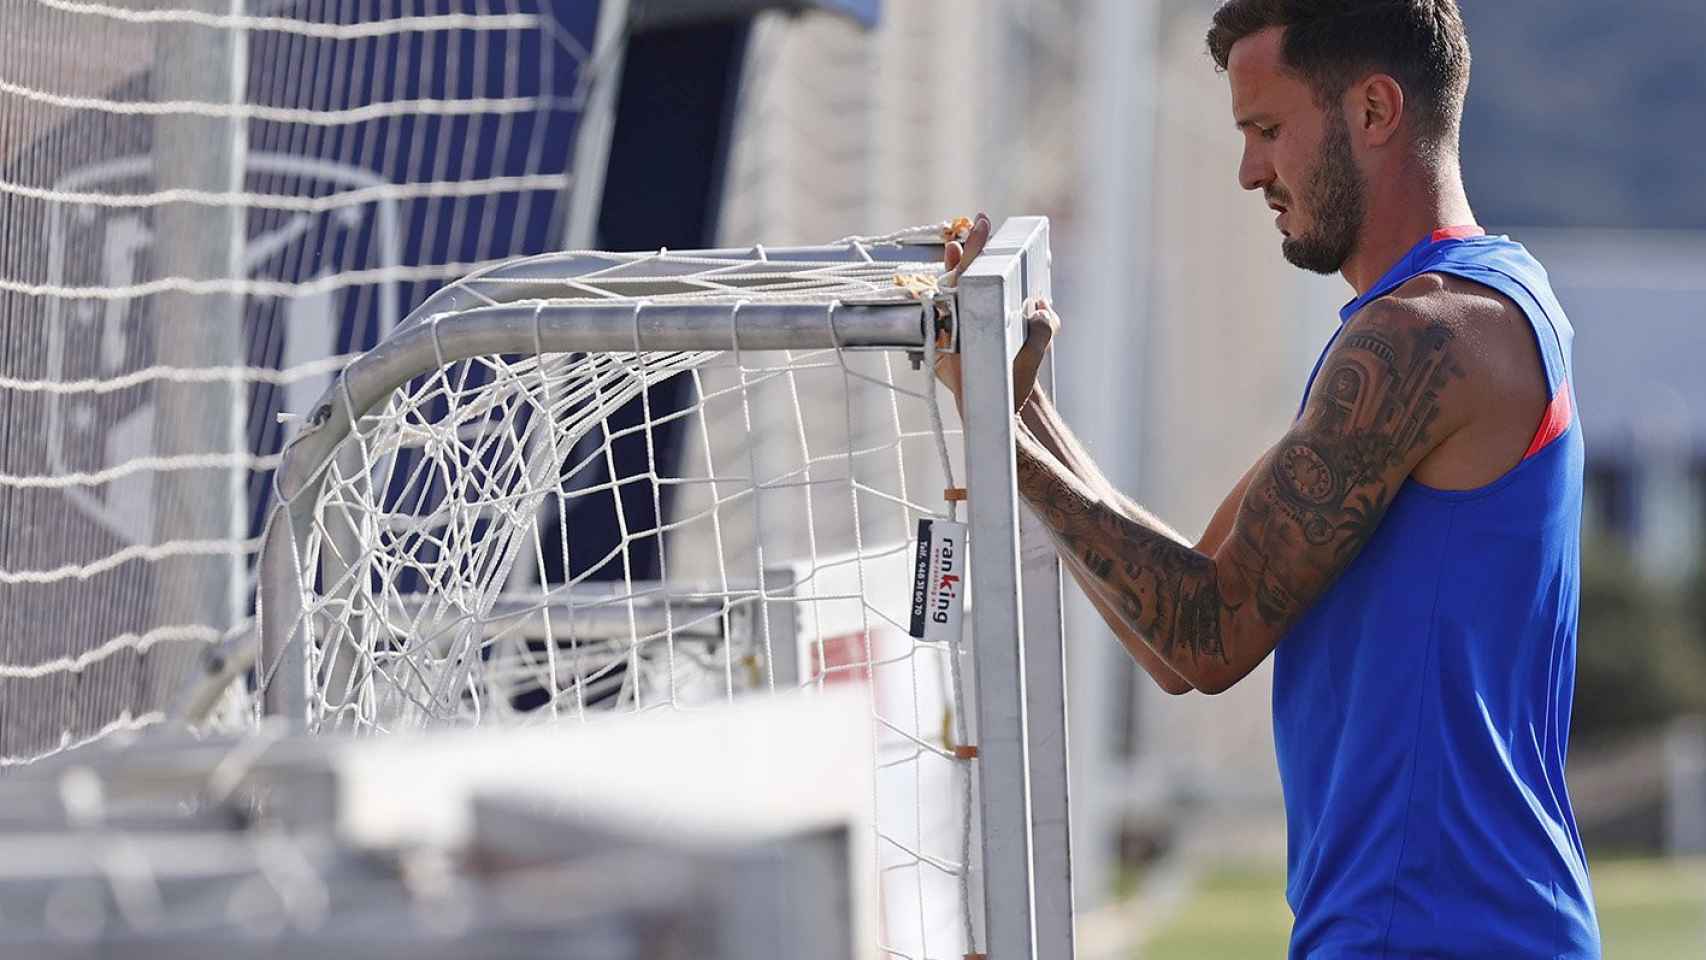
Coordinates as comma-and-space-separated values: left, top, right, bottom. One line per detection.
892, 272, 940, 300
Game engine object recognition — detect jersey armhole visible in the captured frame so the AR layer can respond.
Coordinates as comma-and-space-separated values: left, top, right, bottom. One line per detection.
1432, 265, 1576, 462
1522, 382, 1574, 460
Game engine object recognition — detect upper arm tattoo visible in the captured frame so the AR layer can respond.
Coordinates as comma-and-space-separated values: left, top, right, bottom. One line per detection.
1226, 314, 1461, 628
1013, 306, 1462, 684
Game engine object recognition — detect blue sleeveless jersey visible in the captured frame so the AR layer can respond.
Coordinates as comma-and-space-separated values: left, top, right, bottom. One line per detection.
1275, 229, 1600, 959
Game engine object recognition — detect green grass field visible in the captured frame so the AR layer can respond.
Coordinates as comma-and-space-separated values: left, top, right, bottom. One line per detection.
1138, 857, 1706, 960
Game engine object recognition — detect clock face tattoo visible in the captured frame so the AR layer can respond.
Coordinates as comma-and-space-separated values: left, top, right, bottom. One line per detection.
1303, 513, 1334, 545
1278, 443, 1338, 505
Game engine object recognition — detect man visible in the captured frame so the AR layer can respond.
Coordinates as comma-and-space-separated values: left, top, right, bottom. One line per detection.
939, 1, 1598, 956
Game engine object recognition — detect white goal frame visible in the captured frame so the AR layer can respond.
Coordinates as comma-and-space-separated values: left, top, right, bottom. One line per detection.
176, 216, 1074, 959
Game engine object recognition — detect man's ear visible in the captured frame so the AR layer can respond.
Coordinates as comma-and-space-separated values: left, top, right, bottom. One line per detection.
1353, 73, 1405, 148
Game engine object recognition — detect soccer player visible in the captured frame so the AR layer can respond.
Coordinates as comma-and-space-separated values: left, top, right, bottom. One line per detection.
938, 1, 1598, 956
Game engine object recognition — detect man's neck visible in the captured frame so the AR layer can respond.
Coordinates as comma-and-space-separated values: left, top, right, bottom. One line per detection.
1340, 160, 1476, 296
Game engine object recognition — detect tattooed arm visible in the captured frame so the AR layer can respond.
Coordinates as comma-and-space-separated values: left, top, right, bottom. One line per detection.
1021, 388, 1189, 545
1015, 299, 1467, 693
1020, 390, 1198, 694
1195, 457, 1263, 556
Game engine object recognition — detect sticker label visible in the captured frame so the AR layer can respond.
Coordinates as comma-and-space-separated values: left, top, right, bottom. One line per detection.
909, 518, 967, 643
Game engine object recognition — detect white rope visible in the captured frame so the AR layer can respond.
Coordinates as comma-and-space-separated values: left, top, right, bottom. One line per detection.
0, 172, 572, 212
920, 298, 961, 524
0, 452, 280, 490
0, 78, 559, 127
30, 0, 544, 37
0, 257, 942, 302
0, 625, 225, 679
0, 712, 165, 768
0, 260, 499, 300
0, 537, 262, 585
835, 219, 966, 248
0, 354, 358, 395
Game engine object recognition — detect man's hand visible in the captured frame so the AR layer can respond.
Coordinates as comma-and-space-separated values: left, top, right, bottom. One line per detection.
934, 213, 1058, 416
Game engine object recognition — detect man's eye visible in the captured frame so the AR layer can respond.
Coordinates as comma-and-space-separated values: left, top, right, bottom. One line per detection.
1260, 125, 1280, 141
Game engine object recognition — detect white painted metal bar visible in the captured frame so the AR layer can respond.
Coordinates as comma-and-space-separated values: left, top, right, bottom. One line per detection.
148, 0, 249, 720
557, 0, 629, 250
959, 216, 1038, 959
1067, 0, 1163, 912
1013, 224, 1077, 958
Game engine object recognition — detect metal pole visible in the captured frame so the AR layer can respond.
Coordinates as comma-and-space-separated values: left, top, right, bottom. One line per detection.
1062, 0, 1161, 911
558, 0, 630, 249
1014, 226, 1076, 958
149, 0, 248, 713
959, 218, 1039, 959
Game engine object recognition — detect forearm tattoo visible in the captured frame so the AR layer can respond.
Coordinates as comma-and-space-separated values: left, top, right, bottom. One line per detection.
1015, 313, 1461, 682
1016, 441, 1233, 671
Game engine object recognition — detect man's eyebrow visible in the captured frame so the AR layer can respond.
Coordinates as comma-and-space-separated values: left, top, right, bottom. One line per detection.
1235, 115, 1276, 131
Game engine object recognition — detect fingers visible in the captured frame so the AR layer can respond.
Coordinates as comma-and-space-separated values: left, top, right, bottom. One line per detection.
1011, 296, 1058, 411
962, 213, 992, 264
1023, 296, 1060, 344
932, 352, 967, 417
944, 212, 993, 284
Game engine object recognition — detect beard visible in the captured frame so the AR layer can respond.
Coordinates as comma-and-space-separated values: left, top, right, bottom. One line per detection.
1278, 113, 1366, 275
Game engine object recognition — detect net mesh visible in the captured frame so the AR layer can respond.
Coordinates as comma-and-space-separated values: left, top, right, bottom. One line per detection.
2, 0, 1001, 949
0, 0, 597, 764
239, 244, 979, 957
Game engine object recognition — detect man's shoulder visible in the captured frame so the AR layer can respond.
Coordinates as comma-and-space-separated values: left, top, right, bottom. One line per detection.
1373, 271, 1523, 331
1347, 271, 1552, 471
1356, 272, 1538, 382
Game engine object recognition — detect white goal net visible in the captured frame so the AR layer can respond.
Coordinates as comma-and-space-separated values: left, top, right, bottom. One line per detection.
1, 0, 1074, 950
179, 227, 989, 957
0, 0, 601, 764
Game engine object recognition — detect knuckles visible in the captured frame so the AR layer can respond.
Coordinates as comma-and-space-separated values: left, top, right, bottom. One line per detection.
1022, 297, 1060, 352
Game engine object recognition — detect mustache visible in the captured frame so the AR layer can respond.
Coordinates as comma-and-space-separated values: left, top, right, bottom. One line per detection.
1265, 187, 1293, 207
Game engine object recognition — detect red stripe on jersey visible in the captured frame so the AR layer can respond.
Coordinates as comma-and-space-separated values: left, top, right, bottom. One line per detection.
1523, 380, 1575, 461
1432, 225, 1487, 242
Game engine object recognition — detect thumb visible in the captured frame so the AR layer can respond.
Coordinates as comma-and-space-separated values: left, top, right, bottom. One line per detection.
1025, 296, 1059, 339
944, 213, 993, 284
1020, 297, 1058, 357
1012, 297, 1058, 402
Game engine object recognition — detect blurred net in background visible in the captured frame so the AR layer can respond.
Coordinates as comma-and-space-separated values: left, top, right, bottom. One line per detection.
0, 693, 878, 959
0, 0, 600, 764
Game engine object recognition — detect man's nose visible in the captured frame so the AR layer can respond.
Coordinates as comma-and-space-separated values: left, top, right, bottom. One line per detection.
1239, 146, 1272, 193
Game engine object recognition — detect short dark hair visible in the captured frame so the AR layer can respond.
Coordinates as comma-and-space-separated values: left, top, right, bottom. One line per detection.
1207, 0, 1470, 149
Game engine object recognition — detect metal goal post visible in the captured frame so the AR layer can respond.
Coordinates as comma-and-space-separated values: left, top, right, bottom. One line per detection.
177, 216, 1074, 959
